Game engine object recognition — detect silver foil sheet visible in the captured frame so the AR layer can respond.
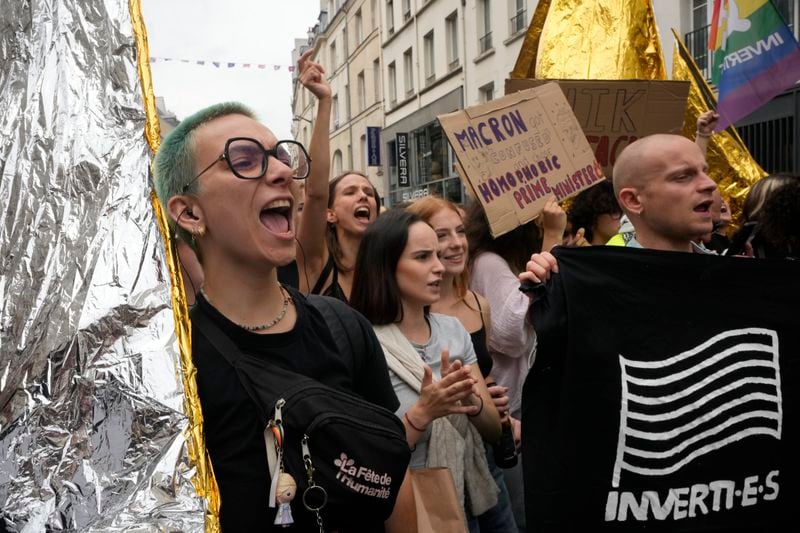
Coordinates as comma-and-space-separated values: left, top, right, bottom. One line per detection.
0, 0, 203, 529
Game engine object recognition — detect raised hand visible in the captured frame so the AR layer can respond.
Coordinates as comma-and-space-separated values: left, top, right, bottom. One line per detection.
298, 49, 331, 100
696, 110, 719, 137
541, 196, 567, 235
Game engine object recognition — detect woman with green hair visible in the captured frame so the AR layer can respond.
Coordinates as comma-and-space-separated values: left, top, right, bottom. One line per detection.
152, 51, 414, 532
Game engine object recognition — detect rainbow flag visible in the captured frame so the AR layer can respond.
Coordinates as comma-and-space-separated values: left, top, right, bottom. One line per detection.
709, 0, 800, 130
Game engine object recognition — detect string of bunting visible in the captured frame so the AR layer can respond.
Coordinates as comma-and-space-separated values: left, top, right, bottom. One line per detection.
149, 56, 296, 71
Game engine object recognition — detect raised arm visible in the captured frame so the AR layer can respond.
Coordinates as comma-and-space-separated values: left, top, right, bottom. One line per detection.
540, 195, 567, 252
695, 110, 719, 156
295, 49, 333, 292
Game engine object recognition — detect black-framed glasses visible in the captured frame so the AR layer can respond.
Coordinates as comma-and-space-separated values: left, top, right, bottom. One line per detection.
184, 138, 311, 191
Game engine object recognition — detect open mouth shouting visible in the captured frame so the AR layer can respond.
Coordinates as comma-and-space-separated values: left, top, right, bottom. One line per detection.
354, 205, 372, 224
259, 198, 294, 238
693, 199, 714, 218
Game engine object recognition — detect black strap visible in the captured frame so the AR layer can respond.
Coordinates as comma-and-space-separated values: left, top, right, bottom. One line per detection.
471, 290, 487, 330
311, 255, 336, 295
307, 295, 366, 366
191, 308, 245, 367
191, 308, 273, 421
190, 298, 367, 420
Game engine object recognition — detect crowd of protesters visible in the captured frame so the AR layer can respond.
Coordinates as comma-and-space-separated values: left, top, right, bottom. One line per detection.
152, 51, 799, 531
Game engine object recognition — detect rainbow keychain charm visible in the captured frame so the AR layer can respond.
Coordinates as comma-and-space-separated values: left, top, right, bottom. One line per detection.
266, 399, 297, 527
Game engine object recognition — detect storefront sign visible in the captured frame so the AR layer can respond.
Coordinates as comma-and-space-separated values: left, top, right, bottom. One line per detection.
367, 126, 381, 166
402, 187, 429, 202
396, 133, 409, 187
438, 83, 603, 237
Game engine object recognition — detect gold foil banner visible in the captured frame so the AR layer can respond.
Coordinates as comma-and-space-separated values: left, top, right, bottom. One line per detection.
511, 0, 552, 79
129, 0, 221, 530
518, 0, 666, 80
671, 29, 766, 217
129, 0, 161, 152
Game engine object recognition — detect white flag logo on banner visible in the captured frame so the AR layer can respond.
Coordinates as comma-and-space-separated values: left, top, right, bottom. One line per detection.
612, 328, 783, 488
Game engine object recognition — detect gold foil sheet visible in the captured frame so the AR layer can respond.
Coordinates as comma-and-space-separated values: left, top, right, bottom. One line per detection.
511, 0, 553, 79
129, 0, 220, 529
0, 0, 205, 529
515, 0, 667, 80
671, 30, 767, 218
509, 0, 765, 222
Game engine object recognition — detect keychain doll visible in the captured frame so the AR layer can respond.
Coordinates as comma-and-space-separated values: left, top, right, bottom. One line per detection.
274, 472, 297, 527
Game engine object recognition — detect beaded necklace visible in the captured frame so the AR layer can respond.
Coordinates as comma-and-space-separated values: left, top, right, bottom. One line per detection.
200, 285, 290, 331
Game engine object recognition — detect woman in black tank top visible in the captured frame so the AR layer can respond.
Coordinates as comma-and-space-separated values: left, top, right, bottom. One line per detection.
300, 172, 381, 301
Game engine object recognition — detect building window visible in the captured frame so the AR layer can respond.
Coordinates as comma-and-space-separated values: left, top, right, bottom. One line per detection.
343, 27, 349, 56
510, 0, 526, 35
446, 11, 459, 70
371, 0, 377, 30
692, 0, 707, 30
685, 1, 709, 78
388, 61, 397, 104
479, 82, 494, 103
361, 134, 367, 167
774, 0, 796, 33
355, 9, 363, 44
387, 0, 395, 35
332, 95, 340, 129
403, 0, 411, 22
333, 149, 343, 176
403, 48, 414, 96
424, 31, 435, 84
344, 83, 350, 120
387, 139, 397, 186
373, 58, 381, 101
330, 40, 337, 68
479, 0, 492, 53
388, 121, 463, 206
357, 71, 366, 112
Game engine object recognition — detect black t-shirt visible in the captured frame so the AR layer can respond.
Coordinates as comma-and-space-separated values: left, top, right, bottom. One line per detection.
192, 286, 399, 532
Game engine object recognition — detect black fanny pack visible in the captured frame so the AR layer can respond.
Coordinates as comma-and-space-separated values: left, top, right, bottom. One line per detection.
191, 295, 410, 529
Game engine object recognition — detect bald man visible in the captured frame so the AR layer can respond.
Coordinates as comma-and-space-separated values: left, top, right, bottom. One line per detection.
612, 134, 718, 252
522, 134, 718, 283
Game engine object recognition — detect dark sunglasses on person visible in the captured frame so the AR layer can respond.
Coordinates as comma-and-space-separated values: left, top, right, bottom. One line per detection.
184, 137, 311, 192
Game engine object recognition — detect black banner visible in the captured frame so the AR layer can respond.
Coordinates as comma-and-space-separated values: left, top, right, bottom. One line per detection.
524, 246, 800, 532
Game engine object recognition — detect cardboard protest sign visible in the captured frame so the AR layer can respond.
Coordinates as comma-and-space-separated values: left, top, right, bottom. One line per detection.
505, 79, 690, 177
438, 83, 604, 237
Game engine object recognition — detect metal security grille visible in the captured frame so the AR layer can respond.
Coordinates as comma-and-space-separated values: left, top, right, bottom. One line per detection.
738, 116, 795, 174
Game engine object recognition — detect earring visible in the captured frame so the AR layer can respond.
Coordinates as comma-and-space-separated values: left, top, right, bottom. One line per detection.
190, 226, 205, 247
